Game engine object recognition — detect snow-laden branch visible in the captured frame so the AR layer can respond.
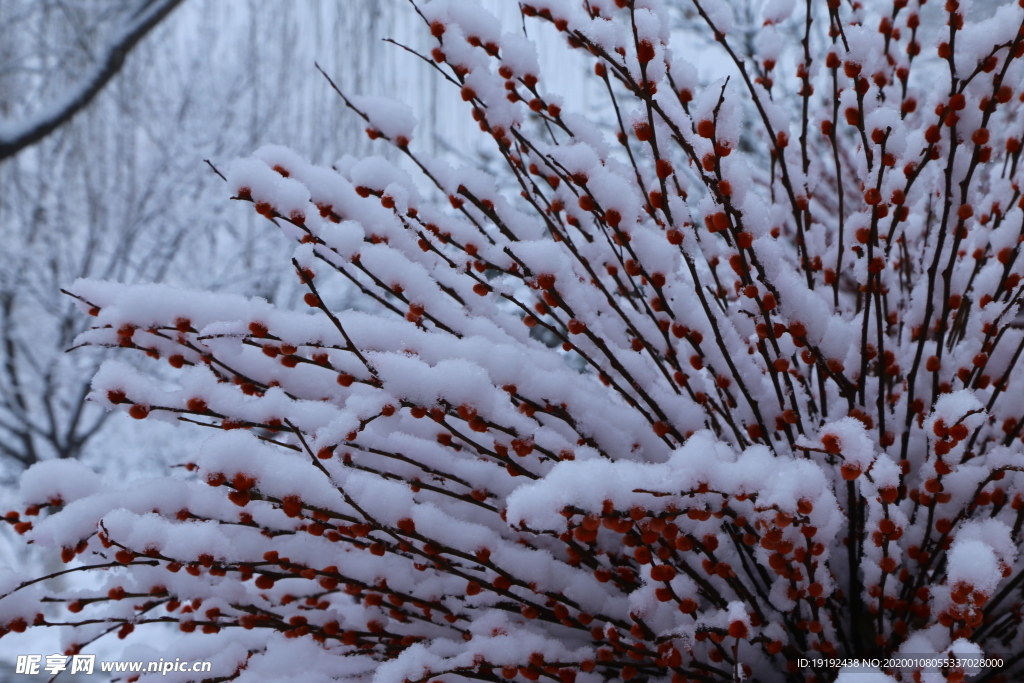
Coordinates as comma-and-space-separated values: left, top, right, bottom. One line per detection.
8, 0, 1024, 681
0, 0, 185, 162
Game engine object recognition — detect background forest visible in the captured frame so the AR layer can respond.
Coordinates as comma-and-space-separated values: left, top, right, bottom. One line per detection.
0, 0, 592, 478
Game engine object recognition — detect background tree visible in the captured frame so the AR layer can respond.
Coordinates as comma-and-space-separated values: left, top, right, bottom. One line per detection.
0, 0, 472, 479
0, 6, 449, 657
0, 0, 253, 476
0, 0, 185, 161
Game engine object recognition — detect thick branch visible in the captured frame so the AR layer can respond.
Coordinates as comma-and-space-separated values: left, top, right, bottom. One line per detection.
0, 0, 185, 161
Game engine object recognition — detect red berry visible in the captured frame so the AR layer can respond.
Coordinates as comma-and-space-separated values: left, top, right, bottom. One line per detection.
634, 122, 653, 141
721, 621, 747, 642
650, 564, 677, 582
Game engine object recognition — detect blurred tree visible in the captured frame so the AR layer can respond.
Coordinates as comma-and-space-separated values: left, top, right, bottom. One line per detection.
0, 0, 435, 478
0, 0, 272, 476
0, 0, 587, 477
0, 0, 185, 160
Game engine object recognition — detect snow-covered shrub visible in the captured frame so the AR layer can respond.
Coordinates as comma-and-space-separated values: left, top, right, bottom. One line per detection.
6, 0, 1024, 680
